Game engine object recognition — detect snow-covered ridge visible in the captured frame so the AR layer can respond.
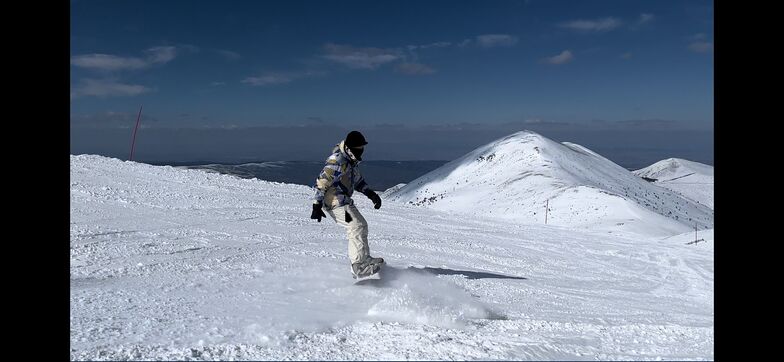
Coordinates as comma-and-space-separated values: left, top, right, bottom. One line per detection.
634, 158, 714, 209
387, 131, 713, 237
381, 183, 406, 198
634, 158, 713, 181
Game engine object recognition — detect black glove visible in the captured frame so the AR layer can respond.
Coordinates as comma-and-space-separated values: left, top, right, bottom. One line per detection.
363, 189, 382, 209
311, 202, 327, 222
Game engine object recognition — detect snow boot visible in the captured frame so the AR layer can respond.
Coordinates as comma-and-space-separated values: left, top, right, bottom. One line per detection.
351, 260, 381, 278
366, 255, 385, 266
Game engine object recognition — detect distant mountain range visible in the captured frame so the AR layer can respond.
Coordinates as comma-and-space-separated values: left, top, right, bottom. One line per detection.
171, 160, 448, 191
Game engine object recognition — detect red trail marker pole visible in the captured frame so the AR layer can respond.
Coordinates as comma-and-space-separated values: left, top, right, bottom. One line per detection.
129, 105, 143, 161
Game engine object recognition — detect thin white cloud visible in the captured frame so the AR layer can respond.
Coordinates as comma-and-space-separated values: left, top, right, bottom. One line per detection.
543, 50, 574, 65
322, 43, 402, 69
71, 46, 179, 71
621, 52, 633, 59
638, 13, 655, 25
242, 70, 324, 86
456, 34, 518, 49
211, 81, 227, 86
178, 44, 201, 53
215, 49, 241, 60
408, 42, 452, 50
475, 34, 518, 48
690, 33, 708, 41
688, 33, 712, 53
71, 78, 152, 98
145, 46, 177, 63
70, 54, 148, 71
395, 62, 436, 75
242, 73, 295, 86
559, 17, 623, 32
689, 41, 713, 53
424, 41, 452, 48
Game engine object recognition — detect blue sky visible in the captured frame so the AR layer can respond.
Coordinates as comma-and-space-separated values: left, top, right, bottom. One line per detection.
70, 0, 713, 165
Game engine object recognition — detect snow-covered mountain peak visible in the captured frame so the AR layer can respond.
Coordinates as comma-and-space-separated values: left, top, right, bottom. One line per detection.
634, 158, 714, 209
388, 131, 713, 237
635, 158, 714, 181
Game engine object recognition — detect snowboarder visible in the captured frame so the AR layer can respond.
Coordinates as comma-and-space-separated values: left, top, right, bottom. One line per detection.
310, 130, 385, 279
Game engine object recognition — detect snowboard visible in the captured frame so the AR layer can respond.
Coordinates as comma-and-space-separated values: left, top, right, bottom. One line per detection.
352, 261, 385, 284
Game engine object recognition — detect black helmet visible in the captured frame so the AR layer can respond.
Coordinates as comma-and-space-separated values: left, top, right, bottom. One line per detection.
345, 130, 368, 148
344, 130, 367, 161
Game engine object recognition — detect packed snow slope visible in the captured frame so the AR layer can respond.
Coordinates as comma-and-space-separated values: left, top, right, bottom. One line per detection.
634, 158, 714, 210
386, 131, 713, 238
70, 155, 713, 360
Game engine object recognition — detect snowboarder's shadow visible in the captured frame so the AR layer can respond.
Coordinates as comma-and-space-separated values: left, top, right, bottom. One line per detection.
377, 265, 526, 281
403, 266, 527, 280
354, 265, 527, 287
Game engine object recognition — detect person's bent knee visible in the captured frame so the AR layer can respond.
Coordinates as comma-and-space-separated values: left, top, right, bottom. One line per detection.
349, 222, 367, 233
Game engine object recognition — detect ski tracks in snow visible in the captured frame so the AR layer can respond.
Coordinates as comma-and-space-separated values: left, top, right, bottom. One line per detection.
70, 156, 713, 360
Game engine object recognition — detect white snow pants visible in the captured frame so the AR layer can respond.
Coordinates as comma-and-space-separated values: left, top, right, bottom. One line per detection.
325, 204, 370, 264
